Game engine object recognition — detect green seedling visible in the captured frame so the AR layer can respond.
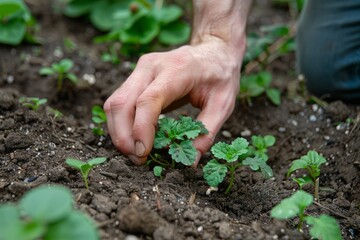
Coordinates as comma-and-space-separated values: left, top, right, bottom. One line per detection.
64, 0, 190, 55
249, 135, 276, 161
0, 0, 40, 45
153, 166, 164, 179
91, 105, 107, 136
19, 97, 47, 111
63, 37, 77, 52
47, 107, 63, 119
153, 116, 208, 167
65, 157, 107, 189
203, 137, 273, 194
239, 71, 281, 106
244, 24, 295, 68
271, 190, 341, 240
0, 185, 99, 240
287, 150, 327, 201
39, 58, 78, 91
101, 43, 121, 65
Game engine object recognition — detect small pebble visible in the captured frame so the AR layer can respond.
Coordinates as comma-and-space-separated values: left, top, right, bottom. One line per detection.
221, 130, 232, 138
309, 115, 317, 122
278, 127, 286, 132
240, 129, 251, 136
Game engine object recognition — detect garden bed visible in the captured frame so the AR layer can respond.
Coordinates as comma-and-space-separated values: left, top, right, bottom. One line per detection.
0, 1, 359, 239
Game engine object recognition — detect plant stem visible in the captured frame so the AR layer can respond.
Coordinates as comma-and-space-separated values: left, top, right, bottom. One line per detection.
149, 153, 168, 167
314, 177, 320, 202
83, 176, 89, 190
225, 166, 236, 194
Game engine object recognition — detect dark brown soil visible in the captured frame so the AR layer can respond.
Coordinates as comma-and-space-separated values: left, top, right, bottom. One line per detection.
0, 1, 359, 240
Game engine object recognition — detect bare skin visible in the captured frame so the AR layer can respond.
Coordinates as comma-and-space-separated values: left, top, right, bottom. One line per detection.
104, 0, 253, 166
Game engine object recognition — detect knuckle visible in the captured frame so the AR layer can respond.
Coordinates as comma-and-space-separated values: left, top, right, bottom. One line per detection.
136, 90, 162, 108
137, 53, 158, 66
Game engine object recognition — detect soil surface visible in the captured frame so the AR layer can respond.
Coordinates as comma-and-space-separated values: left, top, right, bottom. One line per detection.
0, 1, 359, 240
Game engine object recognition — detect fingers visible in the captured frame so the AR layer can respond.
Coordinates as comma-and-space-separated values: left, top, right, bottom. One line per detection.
132, 74, 194, 161
104, 54, 157, 164
192, 92, 236, 167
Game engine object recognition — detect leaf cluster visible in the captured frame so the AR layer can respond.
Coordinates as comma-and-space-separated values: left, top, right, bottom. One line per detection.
0, 185, 99, 240
153, 116, 208, 166
239, 71, 281, 106
19, 97, 47, 111
249, 135, 276, 161
0, 0, 39, 45
39, 58, 78, 91
203, 137, 274, 193
91, 105, 107, 136
65, 157, 107, 189
271, 190, 342, 240
64, 0, 190, 54
244, 24, 295, 66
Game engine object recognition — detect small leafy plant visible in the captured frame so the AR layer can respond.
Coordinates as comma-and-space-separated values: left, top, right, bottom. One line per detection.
249, 135, 276, 161
19, 97, 47, 111
271, 190, 342, 240
239, 71, 281, 106
153, 116, 208, 167
64, 0, 190, 55
0, 0, 39, 45
65, 157, 107, 189
203, 137, 273, 194
153, 166, 164, 179
39, 58, 78, 91
287, 150, 327, 201
91, 105, 107, 136
0, 185, 99, 240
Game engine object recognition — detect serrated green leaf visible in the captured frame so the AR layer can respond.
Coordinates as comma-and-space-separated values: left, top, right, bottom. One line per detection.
175, 116, 202, 140
168, 140, 196, 165
305, 215, 342, 240
154, 130, 171, 149
87, 157, 106, 166
288, 151, 327, 178
287, 159, 308, 177
211, 138, 248, 162
203, 159, 228, 187
92, 116, 105, 124
271, 190, 313, 219
243, 157, 273, 178
292, 176, 313, 189
20, 186, 74, 223
256, 71, 272, 88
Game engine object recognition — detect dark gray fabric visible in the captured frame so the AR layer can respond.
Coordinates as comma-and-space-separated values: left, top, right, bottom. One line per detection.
297, 0, 360, 102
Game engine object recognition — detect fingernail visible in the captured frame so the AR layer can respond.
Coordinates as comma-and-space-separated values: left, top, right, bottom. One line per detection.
192, 151, 202, 168
128, 154, 141, 165
135, 141, 145, 157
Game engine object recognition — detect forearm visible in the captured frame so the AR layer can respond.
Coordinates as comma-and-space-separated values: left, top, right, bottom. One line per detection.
191, 0, 253, 59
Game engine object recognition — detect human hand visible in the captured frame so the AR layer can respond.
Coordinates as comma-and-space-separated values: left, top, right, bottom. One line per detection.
104, 37, 244, 166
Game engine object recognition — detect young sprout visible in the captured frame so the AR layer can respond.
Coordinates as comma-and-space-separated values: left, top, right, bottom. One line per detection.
19, 97, 47, 111
47, 107, 63, 119
153, 116, 208, 167
91, 105, 107, 136
203, 137, 273, 194
39, 58, 78, 91
65, 157, 107, 189
249, 135, 276, 161
271, 190, 341, 240
287, 150, 327, 201
153, 166, 164, 179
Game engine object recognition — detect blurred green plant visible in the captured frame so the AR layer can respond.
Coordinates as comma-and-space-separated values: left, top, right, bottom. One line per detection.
0, 185, 99, 240
39, 58, 78, 91
0, 0, 40, 45
238, 71, 281, 106
271, 190, 341, 240
63, 0, 190, 55
19, 97, 47, 111
91, 105, 107, 136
